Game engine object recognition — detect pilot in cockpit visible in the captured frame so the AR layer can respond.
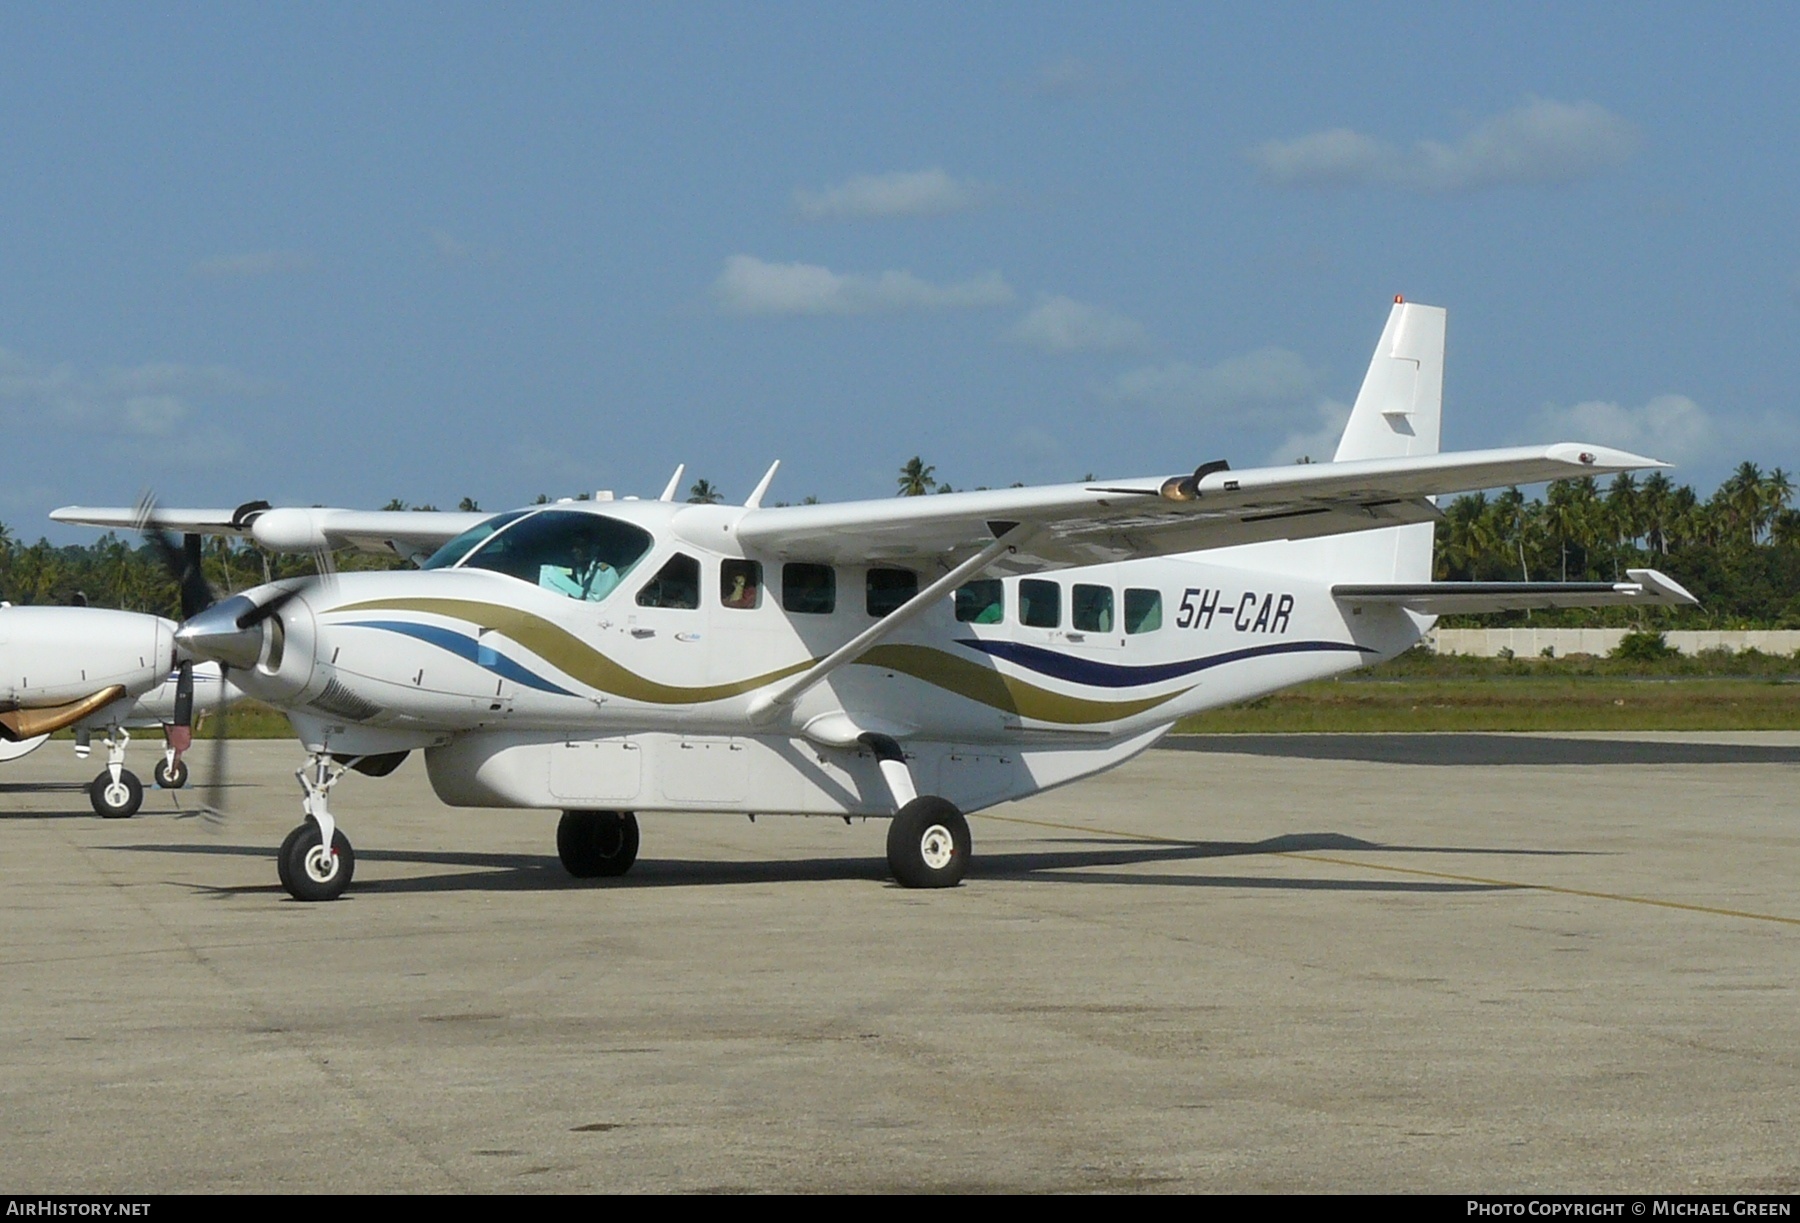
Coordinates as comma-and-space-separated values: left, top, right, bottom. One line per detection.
540, 536, 619, 602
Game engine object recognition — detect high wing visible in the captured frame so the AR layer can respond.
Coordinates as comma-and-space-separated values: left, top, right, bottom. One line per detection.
1333, 568, 1698, 614
49, 503, 487, 563
731, 443, 1664, 574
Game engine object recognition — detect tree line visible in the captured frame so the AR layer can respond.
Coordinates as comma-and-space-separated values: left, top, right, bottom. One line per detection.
4, 462, 1797, 627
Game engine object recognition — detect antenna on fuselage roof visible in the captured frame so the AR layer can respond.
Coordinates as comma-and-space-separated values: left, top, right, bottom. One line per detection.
744, 460, 780, 509
658, 464, 686, 503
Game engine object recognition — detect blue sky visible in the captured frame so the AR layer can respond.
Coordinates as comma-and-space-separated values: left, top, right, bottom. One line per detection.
3, 4, 1796, 539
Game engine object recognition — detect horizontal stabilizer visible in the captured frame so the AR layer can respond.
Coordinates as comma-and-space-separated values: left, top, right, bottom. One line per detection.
1332, 568, 1698, 614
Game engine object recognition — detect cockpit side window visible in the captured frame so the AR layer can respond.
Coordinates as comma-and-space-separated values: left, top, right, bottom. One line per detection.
636, 553, 701, 609
420, 511, 531, 570
458, 509, 653, 602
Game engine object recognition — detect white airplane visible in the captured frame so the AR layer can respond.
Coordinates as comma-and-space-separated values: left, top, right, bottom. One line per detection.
0, 602, 237, 815
53, 300, 1695, 899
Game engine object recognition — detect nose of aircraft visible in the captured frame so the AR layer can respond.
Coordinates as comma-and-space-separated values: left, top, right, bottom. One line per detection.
174, 595, 264, 669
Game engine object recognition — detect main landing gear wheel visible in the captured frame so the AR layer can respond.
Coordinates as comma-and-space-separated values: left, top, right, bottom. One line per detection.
278, 822, 355, 902
154, 758, 189, 789
557, 809, 640, 878
887, 796, 970, 889
89, 769, 144, 819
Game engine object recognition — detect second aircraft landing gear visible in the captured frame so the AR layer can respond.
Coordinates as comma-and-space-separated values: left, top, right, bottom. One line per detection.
154, 754, 189, 789
557, 809, 640, 878
88, 729, 143, 819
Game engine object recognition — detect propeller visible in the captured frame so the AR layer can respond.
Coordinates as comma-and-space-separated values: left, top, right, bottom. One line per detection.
134, 494, 323, 821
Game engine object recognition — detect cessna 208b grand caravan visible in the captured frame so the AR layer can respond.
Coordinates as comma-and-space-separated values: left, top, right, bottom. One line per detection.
54, 300, 1694, 900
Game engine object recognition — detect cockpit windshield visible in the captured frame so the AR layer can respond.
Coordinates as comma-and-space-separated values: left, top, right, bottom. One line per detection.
420, 511, 531, 571
452, 509, 653, 602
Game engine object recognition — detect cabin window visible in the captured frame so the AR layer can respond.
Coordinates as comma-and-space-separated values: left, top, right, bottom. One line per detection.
954, 579, 1003, 624
1125, 588, 1163, 634
720, 559, 762, 609
866, 567, 918, 617
1018, 579, 1060, 629
1072, 584, 1113, 633
636, 553, 701, 609
782, 563, 836, 614
457, 509, 653, 602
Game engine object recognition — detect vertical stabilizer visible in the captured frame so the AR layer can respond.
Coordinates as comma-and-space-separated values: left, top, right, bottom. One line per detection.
1333, 298, 1444, 463
1331, 299, 1446, 583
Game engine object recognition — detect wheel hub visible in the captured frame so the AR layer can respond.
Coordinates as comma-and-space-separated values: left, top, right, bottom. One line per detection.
303, 844, 338, 884
919, 824, 955, 870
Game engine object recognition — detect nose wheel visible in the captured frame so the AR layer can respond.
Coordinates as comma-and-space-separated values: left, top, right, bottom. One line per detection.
277, 822, 356, 902
276, 753, 356, 901
154, 756, 189, 789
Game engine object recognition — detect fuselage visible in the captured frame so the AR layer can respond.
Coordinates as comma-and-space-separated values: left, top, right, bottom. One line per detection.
214, 501, 1427, 816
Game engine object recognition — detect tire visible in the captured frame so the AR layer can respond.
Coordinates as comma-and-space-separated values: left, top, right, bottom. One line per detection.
557, 810, 640, 878
886, 796, 970, 889
276, 823, 308, 894
154, 758, 189, 789
89, 769, 144, 819
278, 823, 355, 902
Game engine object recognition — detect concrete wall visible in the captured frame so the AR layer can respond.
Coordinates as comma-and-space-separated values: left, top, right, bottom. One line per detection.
1427, 628, 1800, 658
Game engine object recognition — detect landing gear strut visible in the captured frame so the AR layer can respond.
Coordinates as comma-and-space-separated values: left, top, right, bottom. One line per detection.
88, 728, 143, 819
861, 733, 971, 888
557, 809, 640, 878
277, 754, 355, 901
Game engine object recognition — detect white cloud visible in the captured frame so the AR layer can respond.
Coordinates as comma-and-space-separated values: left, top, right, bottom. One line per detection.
793, 169, 990, 221
1104, 347, 1317, 420
1250, 98, 1640, 192
191, 250, 314, 278
1268, 400, 1353, 465
121, 395, 190, 436
0, 347, 265, 437
711, 255, 1015, 317
1530, 394, 1716, 464
1006, 295, 1150, 354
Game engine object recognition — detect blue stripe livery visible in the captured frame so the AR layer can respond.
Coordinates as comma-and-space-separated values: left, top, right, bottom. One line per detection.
342, 620, 576, 696
954, 638, 1374, 688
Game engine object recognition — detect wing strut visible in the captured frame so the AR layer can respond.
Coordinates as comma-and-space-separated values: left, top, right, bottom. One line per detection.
745, 524, 1035, 724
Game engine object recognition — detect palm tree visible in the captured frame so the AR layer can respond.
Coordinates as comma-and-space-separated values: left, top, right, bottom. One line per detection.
896, 457, 936, 497
1640, 471, 1673, 554
687, 479, 723, 505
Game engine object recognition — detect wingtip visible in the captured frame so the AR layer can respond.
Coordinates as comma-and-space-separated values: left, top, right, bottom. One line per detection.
1545, 442, 1670, 471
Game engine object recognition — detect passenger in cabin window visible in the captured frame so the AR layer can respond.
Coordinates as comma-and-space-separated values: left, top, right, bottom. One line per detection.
723, 566, 760, 608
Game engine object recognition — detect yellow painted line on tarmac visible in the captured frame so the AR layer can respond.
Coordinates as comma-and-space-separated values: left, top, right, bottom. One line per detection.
976, 811, 1800, 927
